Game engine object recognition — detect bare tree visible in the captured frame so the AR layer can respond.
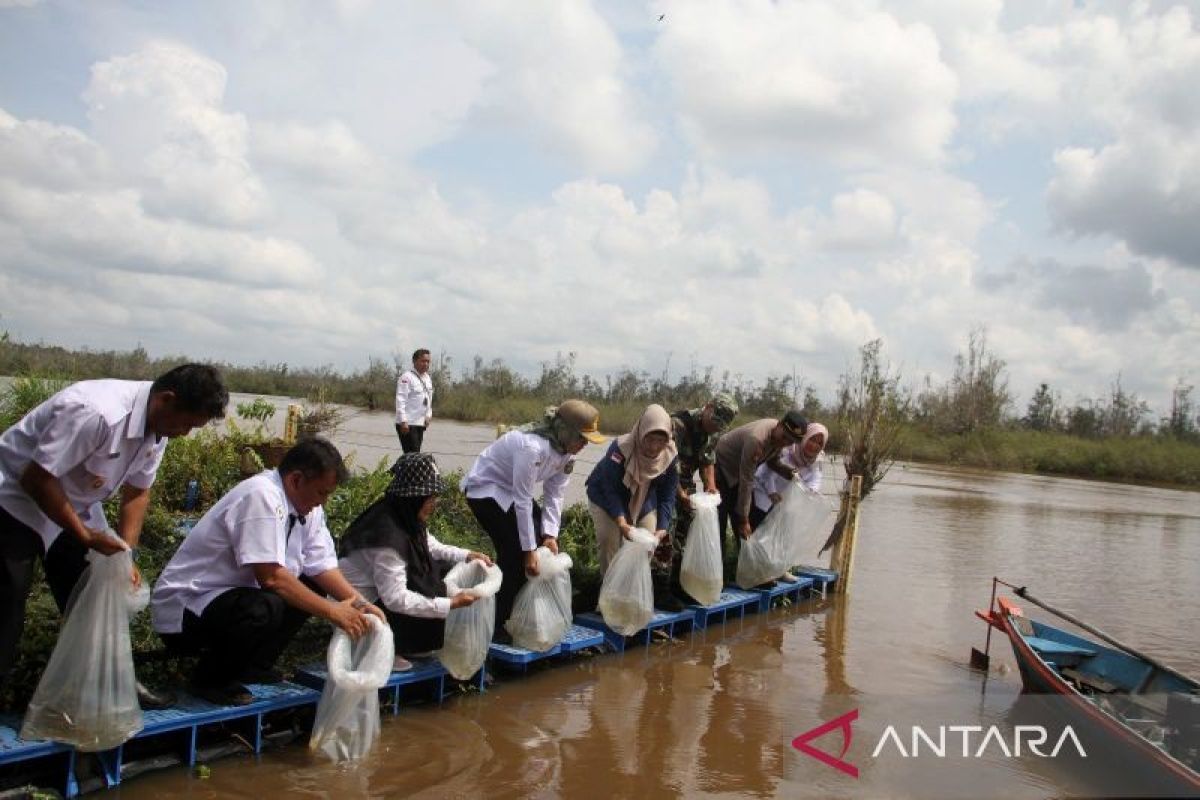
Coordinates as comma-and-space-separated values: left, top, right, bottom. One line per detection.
821, 340, 909, 555
834, 339, 909, 499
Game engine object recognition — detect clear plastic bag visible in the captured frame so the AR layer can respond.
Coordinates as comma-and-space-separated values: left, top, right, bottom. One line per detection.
438, 560, 502, 680
22, 542, 149, 751
785, 486, 835, 565
598, 527, 658, 635
505, 547, 573, 652
310, 615, 395, 762
680, 492, 723, 605
737, 481, 827, 588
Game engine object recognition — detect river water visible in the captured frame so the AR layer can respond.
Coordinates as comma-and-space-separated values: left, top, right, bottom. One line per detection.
110, 398, 1199, 798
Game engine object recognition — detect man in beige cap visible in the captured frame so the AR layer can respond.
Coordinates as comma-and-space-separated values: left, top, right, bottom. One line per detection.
462, 400, 605, 643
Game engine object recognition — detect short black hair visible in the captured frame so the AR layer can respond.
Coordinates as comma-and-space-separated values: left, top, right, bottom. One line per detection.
278, 436, 349, 483
412, 348, 431, 362
151, 364, 228, 419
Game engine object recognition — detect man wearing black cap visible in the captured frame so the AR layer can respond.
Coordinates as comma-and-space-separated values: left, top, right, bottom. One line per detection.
713, 410, 808, 553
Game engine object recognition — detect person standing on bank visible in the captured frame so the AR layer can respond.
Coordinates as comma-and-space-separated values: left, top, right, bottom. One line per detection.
152, 438, 382, 707
462, 401, 605, 642
0, 364, 228, 709
713, 410, 808, 551
338, 453, 493, 671
586, 404, 679, 584
395, 349, 434, 453
667, 393, 738, 604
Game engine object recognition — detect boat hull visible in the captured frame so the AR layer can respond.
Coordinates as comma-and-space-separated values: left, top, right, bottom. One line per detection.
998, 606, 1200, 797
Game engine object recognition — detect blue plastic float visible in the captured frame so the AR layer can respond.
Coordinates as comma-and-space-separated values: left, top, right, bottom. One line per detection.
574, 608, 697, 652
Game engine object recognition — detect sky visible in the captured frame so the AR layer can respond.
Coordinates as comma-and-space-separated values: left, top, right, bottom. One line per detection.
0, 0, 1197, 415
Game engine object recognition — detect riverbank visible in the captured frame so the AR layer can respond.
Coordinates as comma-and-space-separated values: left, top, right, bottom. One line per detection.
893, 427, 1200, 489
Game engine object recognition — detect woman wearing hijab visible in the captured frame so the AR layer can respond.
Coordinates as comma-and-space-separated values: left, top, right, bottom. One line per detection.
750, 421, 828, 528
462, 400, 606, 643
585, 404, 680, 579
339, 453, 493, 670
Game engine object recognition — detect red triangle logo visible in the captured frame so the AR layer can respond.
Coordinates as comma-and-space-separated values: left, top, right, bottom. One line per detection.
791, 709, 859, 778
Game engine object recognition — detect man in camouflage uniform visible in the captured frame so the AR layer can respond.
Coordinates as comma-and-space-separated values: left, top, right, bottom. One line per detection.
653, 393, 738, 609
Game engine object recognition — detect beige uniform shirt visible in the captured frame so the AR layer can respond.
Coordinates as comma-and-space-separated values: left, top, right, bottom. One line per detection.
714, 419, 783, 519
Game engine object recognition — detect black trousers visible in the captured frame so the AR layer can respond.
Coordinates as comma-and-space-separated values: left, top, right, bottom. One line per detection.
395, 424, 426, 453
381, 604, 445, 655
466, 496, 544, 637
749, 504, 769, 531
159, 582, 314, 688
0, 506, 93, 684
715, 473, 747, 563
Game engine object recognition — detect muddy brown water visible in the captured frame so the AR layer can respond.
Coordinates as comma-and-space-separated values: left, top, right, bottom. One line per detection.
108, 397, 1199, 798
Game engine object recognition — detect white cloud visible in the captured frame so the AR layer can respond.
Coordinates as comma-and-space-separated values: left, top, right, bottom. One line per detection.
814, 189, 898, 251
451, 0, 656, 174
1048, 126, 1200, 268
338, 182, 488, 263
1, 1, 1198, 415
654, 0, 958, 166
0, 109, 114, 191
251, 119, 374, 185
0, 179, 321, 287
83, 41, 268, 228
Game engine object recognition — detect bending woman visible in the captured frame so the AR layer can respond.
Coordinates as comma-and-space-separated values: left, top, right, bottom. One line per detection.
751, 421, 828, 529
462, 400, 605, 642
585, 404, 679, 582
339, 453, 493, 670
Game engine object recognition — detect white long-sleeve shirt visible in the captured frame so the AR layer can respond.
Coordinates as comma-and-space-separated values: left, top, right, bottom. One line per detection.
338, 534, 468, 619
395, 370, 433, 426
152, 470, 339, 634
461, 430, 573, 550
0, 380, 168, 550
752, 450, 823, 512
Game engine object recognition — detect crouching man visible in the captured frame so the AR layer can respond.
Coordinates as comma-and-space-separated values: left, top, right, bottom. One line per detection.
152, 437, 383, 706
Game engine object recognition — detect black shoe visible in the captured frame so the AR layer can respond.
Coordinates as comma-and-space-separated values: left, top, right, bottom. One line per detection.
136, 681, 177, 710
237, 666, 284, 685
192, 682, 255, 707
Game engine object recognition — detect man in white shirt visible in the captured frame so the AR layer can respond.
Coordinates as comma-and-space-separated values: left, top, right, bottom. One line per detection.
461, 400, 606, 643
0, 364, 229, 707
395, 349, 434, 453
152, 437, 383, 706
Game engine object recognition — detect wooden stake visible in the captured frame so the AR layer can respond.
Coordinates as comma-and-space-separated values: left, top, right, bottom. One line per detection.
831, 475, 863, 595
284, 403, 301, 444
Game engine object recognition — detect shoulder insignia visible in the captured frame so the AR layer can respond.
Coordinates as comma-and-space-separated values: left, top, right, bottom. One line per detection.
564, 461, 574, 474
610, 450, 625, 464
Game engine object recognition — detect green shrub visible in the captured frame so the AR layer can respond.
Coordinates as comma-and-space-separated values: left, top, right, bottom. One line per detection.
0, 375, 66, 432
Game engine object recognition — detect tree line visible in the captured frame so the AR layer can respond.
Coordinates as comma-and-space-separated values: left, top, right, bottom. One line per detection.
2, 328, 1196, 441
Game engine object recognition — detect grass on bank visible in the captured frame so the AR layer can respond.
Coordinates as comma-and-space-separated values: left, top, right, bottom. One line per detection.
891, 427, 1200, 487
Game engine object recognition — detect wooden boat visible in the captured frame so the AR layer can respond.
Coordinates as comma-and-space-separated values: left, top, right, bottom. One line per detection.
974, 582, 1200, 796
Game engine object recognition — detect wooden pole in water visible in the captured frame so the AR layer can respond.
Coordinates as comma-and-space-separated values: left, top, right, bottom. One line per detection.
830, 474, 863, 595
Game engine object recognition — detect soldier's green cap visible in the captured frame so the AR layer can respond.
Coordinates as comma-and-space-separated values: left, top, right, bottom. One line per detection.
709, 392, 739, 426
